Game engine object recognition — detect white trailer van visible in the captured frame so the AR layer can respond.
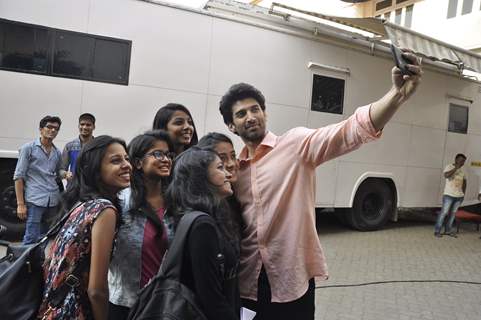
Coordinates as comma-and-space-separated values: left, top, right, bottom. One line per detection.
1, 0, 480, 239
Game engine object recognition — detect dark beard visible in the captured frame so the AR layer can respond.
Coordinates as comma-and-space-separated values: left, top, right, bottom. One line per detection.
242, 129, 266, 143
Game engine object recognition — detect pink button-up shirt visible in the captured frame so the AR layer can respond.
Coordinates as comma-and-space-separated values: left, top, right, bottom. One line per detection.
235, 105, 380, 303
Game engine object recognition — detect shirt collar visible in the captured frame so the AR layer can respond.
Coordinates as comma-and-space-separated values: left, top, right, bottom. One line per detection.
239, 131, 277, 163
35, 137, 57, 150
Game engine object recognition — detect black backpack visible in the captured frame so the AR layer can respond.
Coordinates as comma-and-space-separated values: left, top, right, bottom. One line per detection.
127, 211, 216, 320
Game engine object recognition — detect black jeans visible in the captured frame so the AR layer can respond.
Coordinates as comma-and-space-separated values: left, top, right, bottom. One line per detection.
108, 302, 130, 320
242, 267, 315, 320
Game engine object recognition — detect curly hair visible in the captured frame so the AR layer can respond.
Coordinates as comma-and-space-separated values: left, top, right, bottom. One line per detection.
39, 115, 62, 129
219, 83, 266, 125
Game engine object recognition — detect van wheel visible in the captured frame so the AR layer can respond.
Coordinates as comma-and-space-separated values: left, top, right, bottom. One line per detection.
0, 186, 24, 241
348, 179, 394, 231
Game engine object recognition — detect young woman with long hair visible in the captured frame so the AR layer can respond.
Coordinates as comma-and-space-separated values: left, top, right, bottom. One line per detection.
108, 130, 175, 319
152, 103, 198, 156
197, 132, 242, 257
166, 147, 240, 320
38, 136, 132, 320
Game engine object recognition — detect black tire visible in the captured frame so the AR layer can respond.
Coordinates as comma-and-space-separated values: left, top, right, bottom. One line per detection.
334, 208, 351, 227
0, 185, 25, 241
347, 179, 395, 231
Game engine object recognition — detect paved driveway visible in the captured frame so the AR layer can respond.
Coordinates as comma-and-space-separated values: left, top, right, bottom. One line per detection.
315, 214, 481, 320
2, 214, 480, 319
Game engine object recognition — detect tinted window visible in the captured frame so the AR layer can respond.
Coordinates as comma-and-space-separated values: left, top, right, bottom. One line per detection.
448, 103, 468, 134
311, 74, 344, 115
0, 18, 131, 85
91, 39, 130, 83
461, 0, 473, 15
395, 9, 402, 24
53, 31, 94, 78
405, 5, 413, 28
0, 21, 48, 73
376, 0, 392, 11
447, 0, 458, 18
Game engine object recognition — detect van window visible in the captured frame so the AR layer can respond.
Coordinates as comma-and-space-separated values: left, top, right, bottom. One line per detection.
0, 18, 131, 85
448, 103, 468, 134
311, 74, 344, 115
0, 20, 48, 74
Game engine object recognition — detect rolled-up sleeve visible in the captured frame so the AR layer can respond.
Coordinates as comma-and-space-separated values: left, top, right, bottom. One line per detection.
13, 144, 30, 181
298, 105, 382, 167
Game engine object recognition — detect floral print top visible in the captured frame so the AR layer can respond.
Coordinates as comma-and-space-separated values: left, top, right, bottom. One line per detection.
38, 199, 117, 320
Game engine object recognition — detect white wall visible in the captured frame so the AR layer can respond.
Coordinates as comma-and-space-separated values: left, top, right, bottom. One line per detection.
1, 0, 480, 207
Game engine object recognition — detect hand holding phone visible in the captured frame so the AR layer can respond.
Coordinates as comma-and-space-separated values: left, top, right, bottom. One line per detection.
390, 44, 414, 76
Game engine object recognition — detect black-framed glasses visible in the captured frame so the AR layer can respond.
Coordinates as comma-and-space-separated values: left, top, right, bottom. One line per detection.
45, 124, 60, 131
143, 150, 175, 161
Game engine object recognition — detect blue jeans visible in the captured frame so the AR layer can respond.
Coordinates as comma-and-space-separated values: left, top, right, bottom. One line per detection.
434, 195, 463, 234
22, 203, 59, 244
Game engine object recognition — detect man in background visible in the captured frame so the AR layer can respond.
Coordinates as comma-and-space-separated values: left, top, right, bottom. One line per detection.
14, 115, 65, 244
434, 153, 467, 238
61, 113, 96, 183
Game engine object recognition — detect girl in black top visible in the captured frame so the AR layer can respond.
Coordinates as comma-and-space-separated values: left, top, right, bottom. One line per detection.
166, 147, 240, 320
197, 132, 242, 261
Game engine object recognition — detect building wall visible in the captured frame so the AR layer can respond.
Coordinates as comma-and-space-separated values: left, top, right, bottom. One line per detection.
351, 0, 481, 51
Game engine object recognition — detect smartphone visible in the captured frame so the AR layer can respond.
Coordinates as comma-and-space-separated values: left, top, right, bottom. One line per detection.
390, 44, 414, 76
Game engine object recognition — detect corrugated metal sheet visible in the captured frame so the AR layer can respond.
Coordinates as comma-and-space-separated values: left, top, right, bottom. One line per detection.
269, 2, 481, 73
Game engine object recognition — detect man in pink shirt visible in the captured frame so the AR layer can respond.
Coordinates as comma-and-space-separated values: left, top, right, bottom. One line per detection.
218, 51, 422, 319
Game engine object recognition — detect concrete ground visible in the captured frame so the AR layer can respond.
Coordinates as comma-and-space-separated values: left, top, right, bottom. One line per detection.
315, 213, 481, 320
2, 213, 480, 319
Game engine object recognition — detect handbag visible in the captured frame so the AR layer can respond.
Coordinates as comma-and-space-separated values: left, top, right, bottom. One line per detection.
0, 202, 82, 320
128, 211, 221, 320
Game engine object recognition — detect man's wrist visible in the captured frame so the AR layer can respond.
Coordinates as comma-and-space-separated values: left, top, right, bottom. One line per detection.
17, 203, 25, 206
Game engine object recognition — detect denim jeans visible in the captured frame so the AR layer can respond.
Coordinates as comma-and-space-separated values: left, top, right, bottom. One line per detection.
22, 203, 59, 244
434, 195, 463, 234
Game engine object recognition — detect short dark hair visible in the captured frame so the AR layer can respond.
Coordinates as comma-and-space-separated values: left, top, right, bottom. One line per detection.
152, 103, 199, 147
455, 153, 467, 160
128, 130, 174, 213
219, 83, 266, 125
39, 116, 62, 129
79, 113, 96, 124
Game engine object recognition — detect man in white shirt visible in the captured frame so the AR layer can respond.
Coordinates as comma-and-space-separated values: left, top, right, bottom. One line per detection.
434, 153, 467, 238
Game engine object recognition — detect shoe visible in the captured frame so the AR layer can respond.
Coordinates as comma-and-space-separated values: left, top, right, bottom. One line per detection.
434, 232, 442, 238
447, 232, 458, 238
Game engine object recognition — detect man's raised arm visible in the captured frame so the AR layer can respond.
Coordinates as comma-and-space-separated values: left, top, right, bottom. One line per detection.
370, 50, 423, 131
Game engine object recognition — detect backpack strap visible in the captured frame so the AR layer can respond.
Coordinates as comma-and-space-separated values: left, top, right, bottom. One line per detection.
160, 211, 207, 280
40, 201, 82, 244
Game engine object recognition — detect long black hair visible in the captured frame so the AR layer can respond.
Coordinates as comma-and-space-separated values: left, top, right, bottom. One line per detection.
166, 147, 220, 217
128, 130, 173, 213
197, 132, 242, 254
62, 135, 127, 212
152, 103, 199, 149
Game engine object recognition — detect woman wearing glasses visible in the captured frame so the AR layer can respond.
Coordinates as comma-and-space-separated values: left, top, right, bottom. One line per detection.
108, 130, 175, 319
